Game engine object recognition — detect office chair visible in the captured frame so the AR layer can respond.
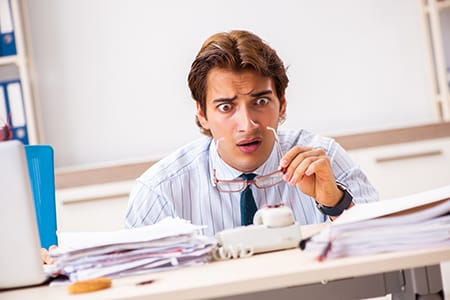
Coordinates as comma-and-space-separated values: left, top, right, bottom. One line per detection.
25, 145, 58, 249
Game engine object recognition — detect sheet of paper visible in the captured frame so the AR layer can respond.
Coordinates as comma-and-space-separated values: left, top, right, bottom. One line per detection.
55, 217, 205, 252
334, 185, 450, 225
50, 218, 216, 282
303, 186, 450, 260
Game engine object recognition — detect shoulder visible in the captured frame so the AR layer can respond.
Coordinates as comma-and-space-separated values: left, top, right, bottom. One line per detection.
278, 128, 336, 151
137, 137, 212, 187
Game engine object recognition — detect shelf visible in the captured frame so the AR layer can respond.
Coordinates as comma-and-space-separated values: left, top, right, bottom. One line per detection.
0, 55, 20, 66
0, 0, 40, 144
420, 0, 450, 121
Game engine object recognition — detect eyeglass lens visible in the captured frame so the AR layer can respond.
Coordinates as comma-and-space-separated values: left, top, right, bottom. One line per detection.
254, 171, 284, 188
217, 181, 247, 193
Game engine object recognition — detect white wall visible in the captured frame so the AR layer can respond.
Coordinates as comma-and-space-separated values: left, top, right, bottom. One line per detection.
25, 0, 436, 168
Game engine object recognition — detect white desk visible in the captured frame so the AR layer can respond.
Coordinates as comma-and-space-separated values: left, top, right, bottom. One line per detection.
2, 232, 450, 299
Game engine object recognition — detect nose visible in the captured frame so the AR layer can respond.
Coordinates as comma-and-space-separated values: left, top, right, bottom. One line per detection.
236, 106, 259, 132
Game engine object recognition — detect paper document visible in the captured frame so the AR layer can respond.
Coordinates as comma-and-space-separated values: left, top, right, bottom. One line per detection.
334, 185, 450, 225
49, 218, 217, 282
302, 185, 450, 260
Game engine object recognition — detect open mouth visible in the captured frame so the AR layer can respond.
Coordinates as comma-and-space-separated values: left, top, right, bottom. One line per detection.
237, 139, 261, 153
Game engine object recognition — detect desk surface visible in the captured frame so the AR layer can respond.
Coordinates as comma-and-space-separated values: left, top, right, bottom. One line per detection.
2, 241, 450, 299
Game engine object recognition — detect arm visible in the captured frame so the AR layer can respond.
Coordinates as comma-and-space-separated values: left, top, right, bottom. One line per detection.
279, 140, 378, 218
124, 180, 176, 228
281, 146, 345, 207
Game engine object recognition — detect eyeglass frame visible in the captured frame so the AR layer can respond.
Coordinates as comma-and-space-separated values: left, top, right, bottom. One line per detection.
212, 126, 286, 193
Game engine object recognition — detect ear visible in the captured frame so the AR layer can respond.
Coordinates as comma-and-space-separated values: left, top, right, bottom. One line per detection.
279, 96, 287, 120
196, 101, 210, 130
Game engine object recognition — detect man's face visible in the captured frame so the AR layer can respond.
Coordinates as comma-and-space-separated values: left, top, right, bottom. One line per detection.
197, 68, 286, 172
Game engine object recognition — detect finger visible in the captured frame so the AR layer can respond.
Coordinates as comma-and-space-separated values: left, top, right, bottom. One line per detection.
41, 246, 56, 265
286, 156, 321, 185
45, 256, 55, 265
279, 146, 313, 168
40, 248, 49, 264
304, 157, 332, 178
283, 148, 326, 181
282, 148, 322, 174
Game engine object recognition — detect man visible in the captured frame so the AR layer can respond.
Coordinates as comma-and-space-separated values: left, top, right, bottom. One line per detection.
125, 30, 378, 236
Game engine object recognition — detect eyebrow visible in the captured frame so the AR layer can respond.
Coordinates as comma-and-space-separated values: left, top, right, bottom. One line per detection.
212, 95, 237, 103
211, 89, 274, 103
250, 89, 273, 98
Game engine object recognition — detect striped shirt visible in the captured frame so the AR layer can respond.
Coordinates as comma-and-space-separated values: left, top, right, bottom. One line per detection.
124, 128, 378, 236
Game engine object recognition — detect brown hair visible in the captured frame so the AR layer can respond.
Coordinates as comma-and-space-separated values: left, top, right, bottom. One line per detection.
188, 30, 289, 136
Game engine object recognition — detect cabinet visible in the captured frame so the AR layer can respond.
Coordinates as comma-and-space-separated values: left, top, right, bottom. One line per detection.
55, 181, 133, 232
347, 137, 450, 200
335, 123, 450, 200
0, 0, 39, 144
419, 0, 450, 120
54, 160, 153, 232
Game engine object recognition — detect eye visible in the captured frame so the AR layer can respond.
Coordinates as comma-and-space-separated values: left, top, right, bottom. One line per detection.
217, 103, 233, 112
255, 97, 270, 106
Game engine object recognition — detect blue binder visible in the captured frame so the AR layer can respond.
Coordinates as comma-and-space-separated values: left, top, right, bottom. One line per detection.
25, 145, 58, 248
0, 0, 17, 57
0, 31, 16, 56
0, 79, 29, 144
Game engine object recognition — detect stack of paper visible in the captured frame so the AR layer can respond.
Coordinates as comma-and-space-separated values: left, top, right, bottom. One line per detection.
49, 218, 216, 282
302, 185, 450, 260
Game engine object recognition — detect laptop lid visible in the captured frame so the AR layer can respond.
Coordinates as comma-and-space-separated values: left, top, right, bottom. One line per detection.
0, 140, 47, 289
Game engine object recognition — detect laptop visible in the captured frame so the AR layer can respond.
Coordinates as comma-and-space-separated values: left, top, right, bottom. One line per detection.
0, 140, 47, 289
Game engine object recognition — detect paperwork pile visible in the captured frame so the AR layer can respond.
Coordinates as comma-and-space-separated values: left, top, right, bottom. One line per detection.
302, 185, 450, 260
49, 218, 216, 282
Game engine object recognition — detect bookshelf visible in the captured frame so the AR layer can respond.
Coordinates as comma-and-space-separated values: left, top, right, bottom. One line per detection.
419, 0, 450, 121
0, 0, 40, 144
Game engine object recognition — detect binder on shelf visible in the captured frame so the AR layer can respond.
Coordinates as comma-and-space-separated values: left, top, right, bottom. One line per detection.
0, 79, 28, 144
0, 0, 17, 57
0, 83, 12, 141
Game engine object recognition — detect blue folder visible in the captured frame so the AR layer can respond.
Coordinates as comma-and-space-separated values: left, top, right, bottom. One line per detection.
2, 80, 29, 144
25, 145, 58, 248
0, 32, 17, 56
0, 0, 17, 57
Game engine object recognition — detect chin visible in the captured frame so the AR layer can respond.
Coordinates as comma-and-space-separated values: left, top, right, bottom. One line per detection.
229, 147, 270, 172
236, 157, 264, 173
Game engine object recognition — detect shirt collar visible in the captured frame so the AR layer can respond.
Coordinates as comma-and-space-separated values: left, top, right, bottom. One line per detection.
208, 139, 280, 187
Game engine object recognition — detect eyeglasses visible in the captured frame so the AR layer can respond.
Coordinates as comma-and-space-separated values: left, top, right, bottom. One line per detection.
213, 127, 285, 193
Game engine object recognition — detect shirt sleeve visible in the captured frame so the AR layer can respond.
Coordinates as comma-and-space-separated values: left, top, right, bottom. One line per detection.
328, 139, 379, 204
124, 180, 175, 228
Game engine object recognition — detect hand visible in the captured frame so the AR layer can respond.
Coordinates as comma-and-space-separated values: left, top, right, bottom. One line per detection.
279, 146, 343, 207
40, 245, 58, 265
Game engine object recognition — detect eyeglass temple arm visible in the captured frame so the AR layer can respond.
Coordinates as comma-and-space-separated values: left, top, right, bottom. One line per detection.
266, 126, 286, 170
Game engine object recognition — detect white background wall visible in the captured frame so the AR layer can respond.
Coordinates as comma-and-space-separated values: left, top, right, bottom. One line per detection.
24, 0, 436, 168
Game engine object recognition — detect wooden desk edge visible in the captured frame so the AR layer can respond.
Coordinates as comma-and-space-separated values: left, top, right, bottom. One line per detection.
1, 237, 449, 300
94, 247, 450, 300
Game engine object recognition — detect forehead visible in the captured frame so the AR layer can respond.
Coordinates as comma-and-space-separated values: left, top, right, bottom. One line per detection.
206, 68, 274, 99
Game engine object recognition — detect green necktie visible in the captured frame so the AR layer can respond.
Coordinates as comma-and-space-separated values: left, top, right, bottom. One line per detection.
240, 173, 257, 226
